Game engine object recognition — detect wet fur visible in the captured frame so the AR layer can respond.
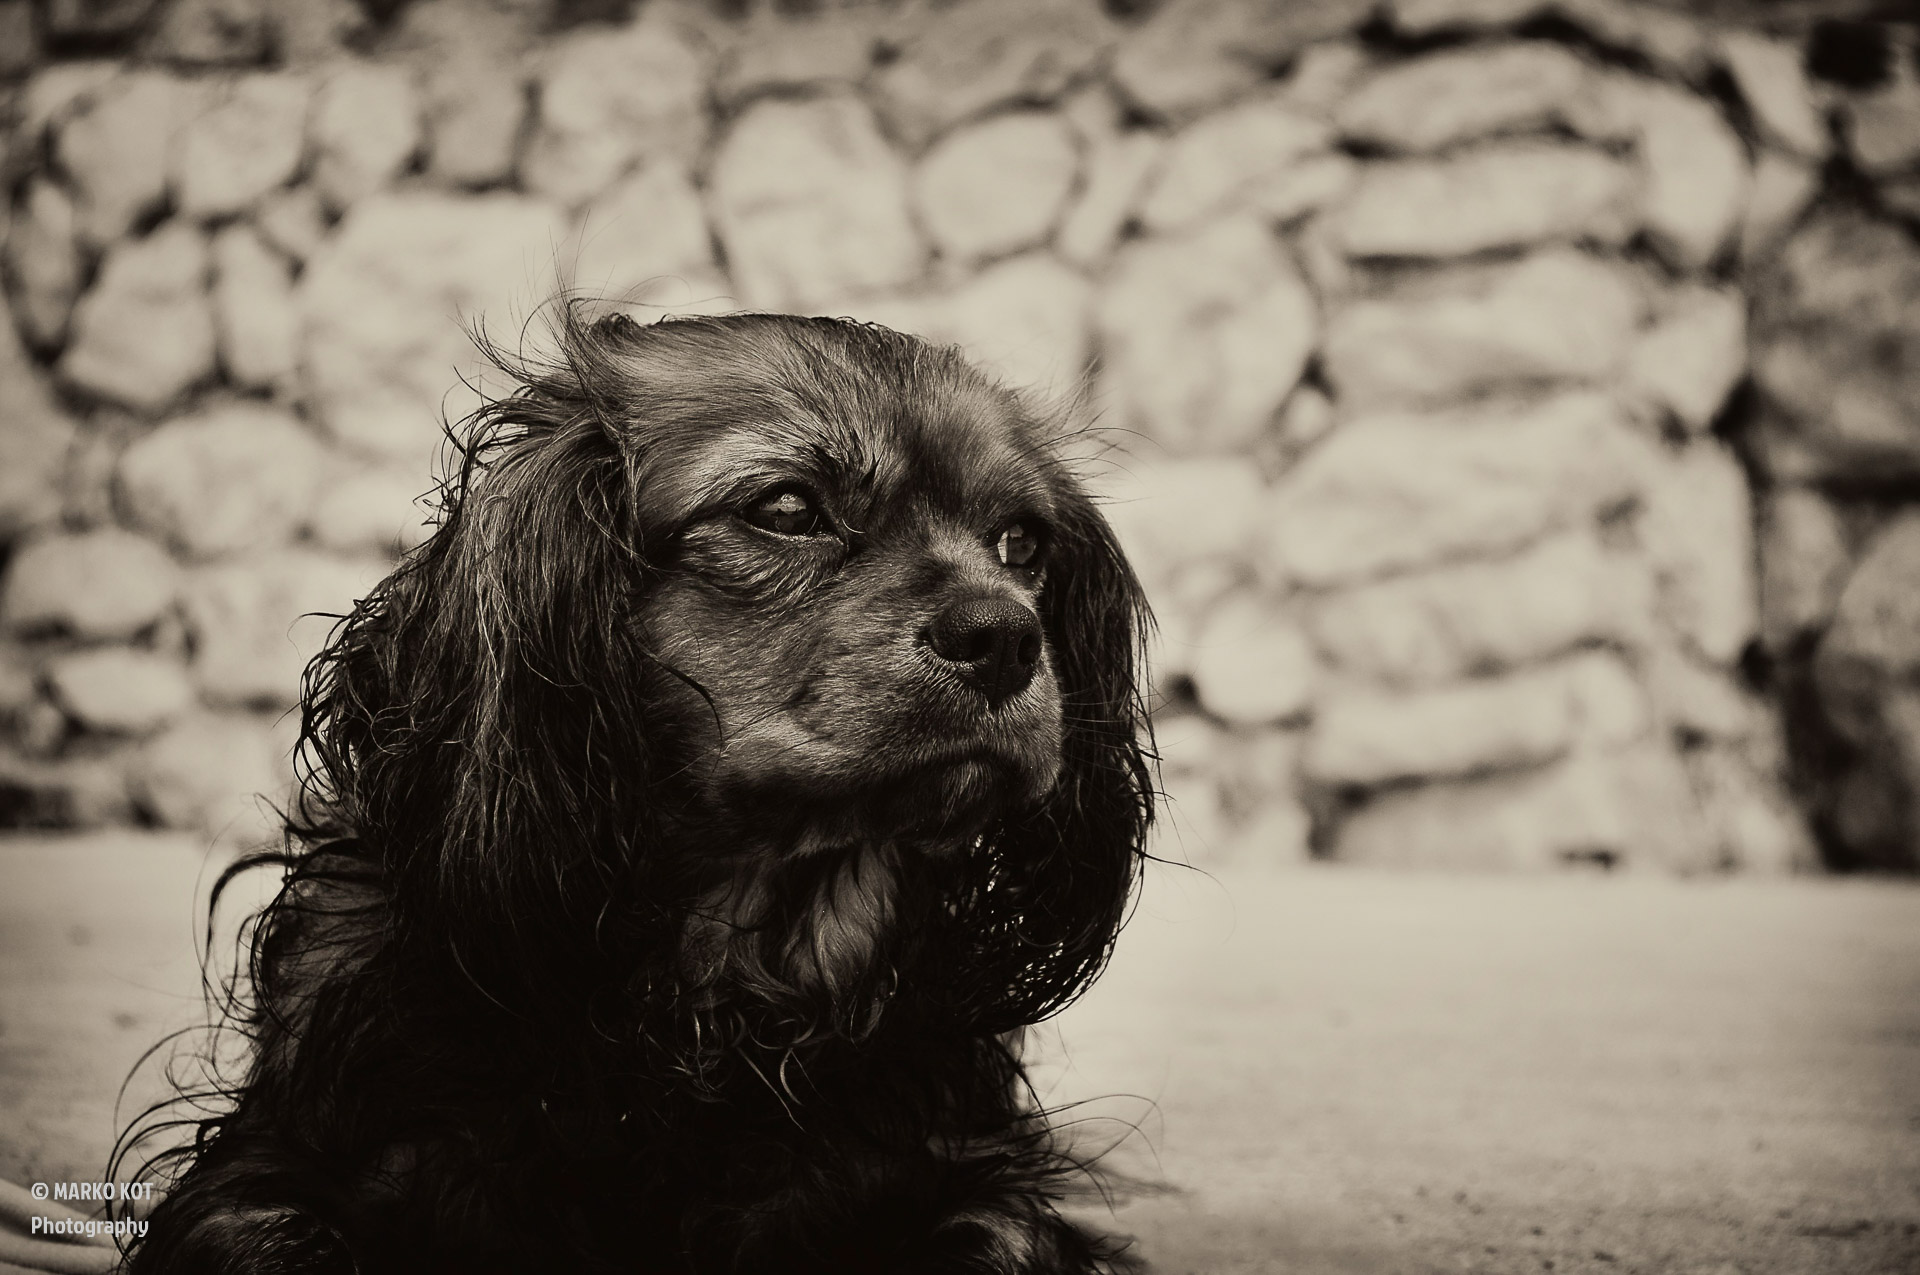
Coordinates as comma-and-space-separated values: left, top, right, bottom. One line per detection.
118, 313, 1154, 1274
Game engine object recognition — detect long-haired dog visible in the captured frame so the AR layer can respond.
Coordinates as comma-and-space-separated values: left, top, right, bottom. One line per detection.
121, 312, 1154, 1274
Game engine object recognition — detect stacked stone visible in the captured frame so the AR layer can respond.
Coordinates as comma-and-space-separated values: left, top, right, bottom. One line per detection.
1743, 23, 1920, 872
0, 0, 1912, 871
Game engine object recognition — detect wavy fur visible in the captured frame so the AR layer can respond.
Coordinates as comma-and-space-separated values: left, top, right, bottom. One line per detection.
118, 312, 1154, 1275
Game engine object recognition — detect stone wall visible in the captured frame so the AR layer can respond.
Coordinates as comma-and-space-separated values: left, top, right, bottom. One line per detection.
1, 0, 1917, 871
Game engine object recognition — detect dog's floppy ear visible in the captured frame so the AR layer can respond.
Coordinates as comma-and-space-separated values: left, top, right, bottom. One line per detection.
295, 335, 658, 1004
942, 477, 1154, 1031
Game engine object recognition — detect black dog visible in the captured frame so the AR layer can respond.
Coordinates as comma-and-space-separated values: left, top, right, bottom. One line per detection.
123, 313, 1154, 1274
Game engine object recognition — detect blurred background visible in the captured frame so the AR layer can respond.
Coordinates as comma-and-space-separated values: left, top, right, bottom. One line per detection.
0, 0, 1917, 1271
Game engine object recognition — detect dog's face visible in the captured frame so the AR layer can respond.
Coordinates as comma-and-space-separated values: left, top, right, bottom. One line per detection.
633, 341, 1068, 853
311, 313, 1149, 1027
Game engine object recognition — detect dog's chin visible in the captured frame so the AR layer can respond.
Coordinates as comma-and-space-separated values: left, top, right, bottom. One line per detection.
773, 752, 1048, 854
698, 740, 1059, 854
870, 754, 1040, 847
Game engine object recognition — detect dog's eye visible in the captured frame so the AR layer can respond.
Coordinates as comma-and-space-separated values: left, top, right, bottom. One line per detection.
742, 487, 828, 537
995, 522, 1045, 569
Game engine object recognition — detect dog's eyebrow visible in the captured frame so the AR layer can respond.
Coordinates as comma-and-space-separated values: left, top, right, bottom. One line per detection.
669, 434, 854, 515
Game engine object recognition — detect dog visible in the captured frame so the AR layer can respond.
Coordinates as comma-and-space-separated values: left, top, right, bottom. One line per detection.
122, 312, 1155, 1274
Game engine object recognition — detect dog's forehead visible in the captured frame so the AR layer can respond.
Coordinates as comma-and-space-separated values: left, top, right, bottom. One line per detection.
644, 343, 1058, 521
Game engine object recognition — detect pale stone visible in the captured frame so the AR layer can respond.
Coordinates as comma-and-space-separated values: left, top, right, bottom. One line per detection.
922, 254, 1092, 397
1330, 143, 1635, 258
1154, 711, 1229, 783
1222, 797, 1314, 866
1845, 80, 1920, 176
1096, 456, 1268, 595
58, 223, 216, 414
0, 649, 34, 719
1335, 41, 1592, 153
816, 262, 1089, 402
0, 324, 77, 539
299, 192, 570, 464
5, 179, 82, 349
1055, 129, 1162, 267
1719, 31, 1829, 159
1154, 762, 1234, 863
56, 71, 200, 244
1322, 249, 1641, 408
715, 13, 878, 105
131, 711, 286, 843
1098, 215, 1317, 454
20, 61, 121, 141
309, 468, 434, 556
1112, 0, 1376, 121
1603, 77, 1749, 268
2, 530, 177, 639
1145, 599, 1207, 702
873, 0, 1112, 146
1554, 0, 1714, 79
260, 0, 362, 63
1306, 658, 1625, 788
915, 114, 1079, 263
147, 0, 271, 64
523, 18, 708, 206
1688, 748, 1818, 873
1264, 392, 1645, 588
569, 161, 715, 301
1625, 285, 1746, 432
212, 224, 300, 390
309, 63, 423, 212
1638, 440, 1757, 667
1307, 531, 1653, 687
16, 694, 73, 759
1757, 487, 1850, 651
1275, 386, 1337, 459
1291, 209, 1352, 304
1215, 725, 1306, 815
173, 73, 311, 217
1190, 590, 1314, 725
1645, 641, 1760, 743
255, 186, 331, 263
1740, 153, 1820, 261
1878, 177, 1920, 223
184, 550, 387, 706
1389, 0, 1549, 33
47, 648, 194, 735
1335, 741, 1710, 871
1137, 97, 1330, 232
422, 55, 526, 188
117, 404, 329, 558
1563, 649, 1652, 748
1243, 152, 1357, 224
1276, 40, 1370, 116
710, 95, 924, 313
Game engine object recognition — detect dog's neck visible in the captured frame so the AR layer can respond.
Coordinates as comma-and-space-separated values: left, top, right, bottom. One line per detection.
677, 838, 915, 1028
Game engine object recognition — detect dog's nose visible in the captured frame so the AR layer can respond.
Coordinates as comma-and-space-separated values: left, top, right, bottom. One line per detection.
927, 597, 1043, 706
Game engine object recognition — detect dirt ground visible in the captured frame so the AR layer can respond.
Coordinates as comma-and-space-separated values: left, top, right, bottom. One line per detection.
2, 833, 1917, 1274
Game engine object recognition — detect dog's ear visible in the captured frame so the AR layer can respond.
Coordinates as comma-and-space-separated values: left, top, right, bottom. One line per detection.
942, 478, 1154, 1031
295, 355, 658, 1004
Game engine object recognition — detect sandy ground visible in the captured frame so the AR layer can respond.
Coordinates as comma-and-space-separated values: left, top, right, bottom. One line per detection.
1, 832, 1916, 1274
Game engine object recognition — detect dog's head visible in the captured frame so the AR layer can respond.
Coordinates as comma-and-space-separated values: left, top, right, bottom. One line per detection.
297, 312, 1151, 1039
